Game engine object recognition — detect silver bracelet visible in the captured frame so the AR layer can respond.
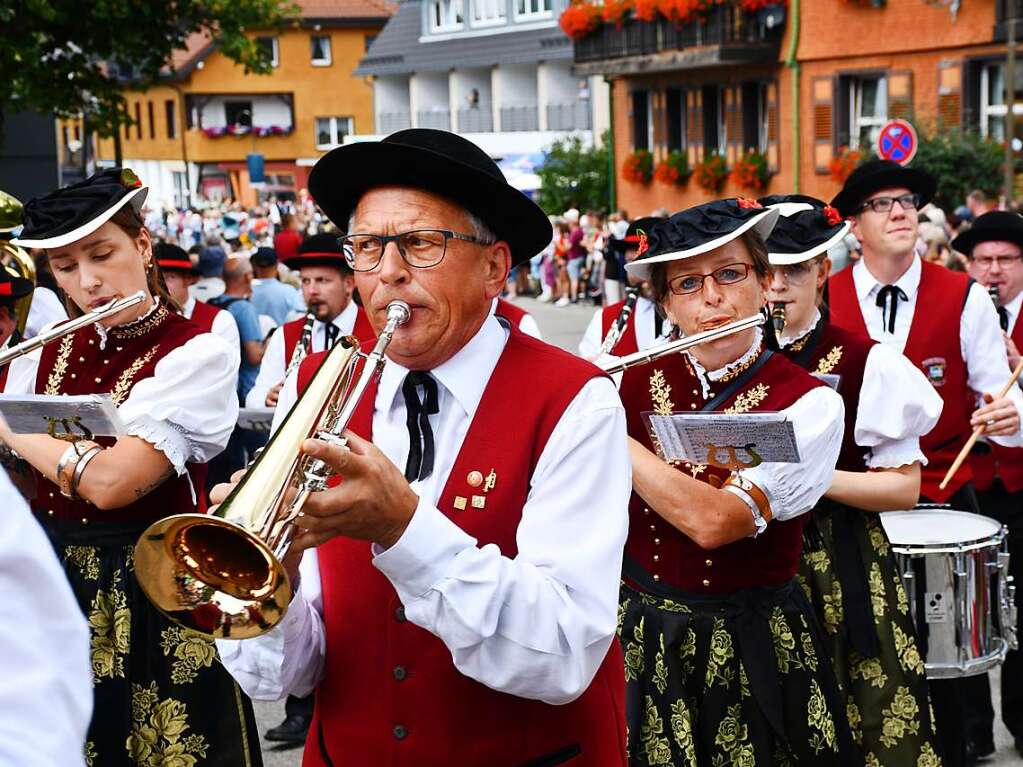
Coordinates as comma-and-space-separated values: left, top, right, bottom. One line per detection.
70, 446, 103, 500
56, 444, 80, 498
723, 483, 767, 535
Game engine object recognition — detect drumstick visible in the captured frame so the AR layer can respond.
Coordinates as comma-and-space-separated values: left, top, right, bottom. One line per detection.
939, 358, 1023, 490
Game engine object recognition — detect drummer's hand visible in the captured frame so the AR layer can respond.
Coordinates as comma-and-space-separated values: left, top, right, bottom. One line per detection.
265, 383, 283, 407
1006, 333, 1022, 371
294, 431, 418, 550
972, 393, 1021, 437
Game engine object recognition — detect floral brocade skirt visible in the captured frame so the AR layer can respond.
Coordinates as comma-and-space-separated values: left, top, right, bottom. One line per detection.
618, 560, 858, 767
798, 507, 941, 767
41, 517, 263, 767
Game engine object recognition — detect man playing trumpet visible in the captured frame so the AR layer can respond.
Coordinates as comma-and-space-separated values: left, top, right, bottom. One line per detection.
216, 129, 630, 766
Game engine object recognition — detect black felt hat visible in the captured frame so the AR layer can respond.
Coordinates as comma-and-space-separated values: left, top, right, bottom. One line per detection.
762, 195, 851, 265
283, 232, 352, 273
13, 168, 148, 249
307, 129, 551, 266
626, 199, 779, 280
0, 265, 33, 304
951, 211, 1023, 256
830, 159, 935, 219
154, 242, 199, 274
624, 216, 666, 244
250, 246, 278, 268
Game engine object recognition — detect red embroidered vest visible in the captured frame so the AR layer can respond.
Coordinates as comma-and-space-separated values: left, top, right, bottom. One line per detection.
971, 311, 1023, 492
779, 320, 875, 473
295, 328, 627, 767
187, 298, 222, 333
600, 300, 639, 356
282, 305, 375, 362
30, 309, 205, 524
829, 262, 972, 502
619, 350, 826, 593
494, 297, 529, 329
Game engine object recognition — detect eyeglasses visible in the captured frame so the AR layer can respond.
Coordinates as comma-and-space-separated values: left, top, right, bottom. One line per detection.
857, 193, 921, 215
338, 229, 493, 272
772, 261, 818, 285
668, 262, 751, 295
973, 254, 1023, 270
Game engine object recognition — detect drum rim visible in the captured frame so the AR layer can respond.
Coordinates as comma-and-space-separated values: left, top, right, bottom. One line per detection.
881, 509, 1005, 551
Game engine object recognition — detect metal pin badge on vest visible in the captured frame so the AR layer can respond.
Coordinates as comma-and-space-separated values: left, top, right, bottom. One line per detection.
466, 470, 483, 487
921, 357, 946, 388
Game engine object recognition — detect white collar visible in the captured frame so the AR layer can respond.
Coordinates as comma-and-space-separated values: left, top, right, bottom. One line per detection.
184, 295, 196, 317
778, 308, 821, 348
377, 314, 507, 421
686, 327, 764, 398
1005, 290, 1023, 329
852, 255, 921, 301
318, 301, 356, 330
93, 297, 160, 349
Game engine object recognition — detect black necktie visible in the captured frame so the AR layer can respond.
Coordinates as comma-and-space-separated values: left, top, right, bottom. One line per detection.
402, 371, 439, 482
998, 306, 1010, 333
324, 322, 338, 349
875, 285, 908, 334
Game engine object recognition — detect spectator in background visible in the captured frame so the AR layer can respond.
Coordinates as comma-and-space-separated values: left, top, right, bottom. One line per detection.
250, 246, 305, 326
209, 257, 264, 402
968, 189, 999, 220
192, 244, 227, 302
273, 212, 303, 263
560, 207, 586, 306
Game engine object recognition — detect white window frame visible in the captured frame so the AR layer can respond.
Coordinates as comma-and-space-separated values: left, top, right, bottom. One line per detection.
849, 75, 887, 151
257, 36, 279, 68
429, 0, 464, 32
310, 35, 332, 66
315, 116, 354, 149
980, 63, 1023, 139
470, 0, 506, 27
514, 0, 552, 21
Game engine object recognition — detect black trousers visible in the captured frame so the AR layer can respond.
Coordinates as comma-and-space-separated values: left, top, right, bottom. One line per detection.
920, 484, 982, 767
963, 478, 1023, 746
285, 693, 314, 720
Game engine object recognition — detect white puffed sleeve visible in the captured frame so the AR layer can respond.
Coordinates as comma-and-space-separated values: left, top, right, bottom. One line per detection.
117, 333, 239, 474
740, 386, 845, 525
856, 343, 943, 469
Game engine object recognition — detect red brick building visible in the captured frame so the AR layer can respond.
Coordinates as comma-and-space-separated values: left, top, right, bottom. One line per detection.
570, 0, 1022, 214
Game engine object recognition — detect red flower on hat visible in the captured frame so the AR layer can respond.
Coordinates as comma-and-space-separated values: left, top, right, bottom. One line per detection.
823, 205, 843, 226
120, 168, 142, 188
736, 197, 762, 210
636, 231, 649, 257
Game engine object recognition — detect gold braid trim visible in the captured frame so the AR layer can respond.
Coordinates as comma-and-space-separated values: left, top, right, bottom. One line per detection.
110, 344, 160, 406
724, 383, 770, 414
110, 304, 169, 339
814, 345, 843, 376
44, 335, 75, 395
649, 369, 674, 416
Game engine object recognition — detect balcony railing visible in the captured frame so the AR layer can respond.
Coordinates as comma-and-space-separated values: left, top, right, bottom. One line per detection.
573, 4, 781, 65
995, 0, 1023, 40
457, 104, 493, 133
500, 105, 539, 132
416, 109, 451, 130
378, 111, 412, 133
547, 101, 592, 131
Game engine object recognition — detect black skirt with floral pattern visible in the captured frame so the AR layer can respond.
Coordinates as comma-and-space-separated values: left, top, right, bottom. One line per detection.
618, 561, 859, 767
798, 506, 942, 767
43, 517, 263, 767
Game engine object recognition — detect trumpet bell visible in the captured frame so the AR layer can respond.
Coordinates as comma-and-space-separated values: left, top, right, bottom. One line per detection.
134, 514, 291, 639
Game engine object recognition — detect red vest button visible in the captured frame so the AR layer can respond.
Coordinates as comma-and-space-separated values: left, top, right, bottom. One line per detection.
393, 724, 408, 740
394, 606, 406, 622
393, 665, 408, 681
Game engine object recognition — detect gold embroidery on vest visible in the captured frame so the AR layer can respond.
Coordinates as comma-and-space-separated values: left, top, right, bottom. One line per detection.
110, 303, 169, 339
814, 345, 843, 375
649, 368, 704, 476
110, 344, 160, 406
724, 383, 770, 414
44, 334, 75, 395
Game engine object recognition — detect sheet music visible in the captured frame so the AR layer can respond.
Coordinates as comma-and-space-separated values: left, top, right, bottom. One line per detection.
813, 373, 841, 390
0, 394, 125, 437
643, 411, 800, 466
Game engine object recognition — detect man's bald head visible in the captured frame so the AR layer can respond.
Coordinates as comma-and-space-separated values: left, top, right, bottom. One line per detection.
223, 256, 253, 284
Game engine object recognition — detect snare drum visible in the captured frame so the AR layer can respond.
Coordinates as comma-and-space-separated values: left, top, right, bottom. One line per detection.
881, 508, 1018, 679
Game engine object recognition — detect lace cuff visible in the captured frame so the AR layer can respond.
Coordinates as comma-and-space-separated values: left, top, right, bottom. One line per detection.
124, 415, 193, 476
865, 438, 927, 470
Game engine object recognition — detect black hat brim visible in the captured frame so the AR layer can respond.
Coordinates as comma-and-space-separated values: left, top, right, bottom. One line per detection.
0, 273, 34, 301
12, 186, 148, 249
308, 142, 551, 267
951, 225, 1023, 255
831, 166, 935, 218
282, 253, 350, 272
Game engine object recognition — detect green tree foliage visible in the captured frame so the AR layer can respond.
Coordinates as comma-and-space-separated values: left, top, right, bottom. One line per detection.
908, 129, 1003, 212
536, 132, 611, 215
1, 0, 297, 138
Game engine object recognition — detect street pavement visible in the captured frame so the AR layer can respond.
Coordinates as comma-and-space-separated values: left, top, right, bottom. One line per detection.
252, 295, 1019, 766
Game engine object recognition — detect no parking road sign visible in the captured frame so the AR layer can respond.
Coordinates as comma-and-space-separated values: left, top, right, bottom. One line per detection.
876, 119, 918, 166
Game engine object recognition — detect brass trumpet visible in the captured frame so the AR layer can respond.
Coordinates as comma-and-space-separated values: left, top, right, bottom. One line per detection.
134, 300, 412, 639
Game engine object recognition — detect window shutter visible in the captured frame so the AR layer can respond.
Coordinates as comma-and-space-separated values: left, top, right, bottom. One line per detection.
812, 76, 834, 174
887, 70, 914, 120
766, 80, 780, 173
726, 86, 743, 165
938, 60, 962, 131
687, 89, 703, 165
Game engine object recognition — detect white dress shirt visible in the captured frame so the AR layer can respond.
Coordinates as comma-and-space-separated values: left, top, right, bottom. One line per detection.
218, 315, 631, 705
489, 297, 542, 340
851, 257, 1023, 447
687, 329, 846, 534
1003, 289, 1023, 335
23, 287, 68, 339
245, 302, 359, 408
780, 309, 943, 470
0, 469, 91, 767
183, 295, 241, 351
578, 295, 670, 358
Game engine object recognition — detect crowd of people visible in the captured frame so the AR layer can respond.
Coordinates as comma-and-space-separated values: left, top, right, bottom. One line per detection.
0, 129, 1022, 767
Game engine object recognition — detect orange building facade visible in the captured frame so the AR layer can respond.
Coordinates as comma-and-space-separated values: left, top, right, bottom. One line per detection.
573, 0, 1021, 216
61, 0, 392, 208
